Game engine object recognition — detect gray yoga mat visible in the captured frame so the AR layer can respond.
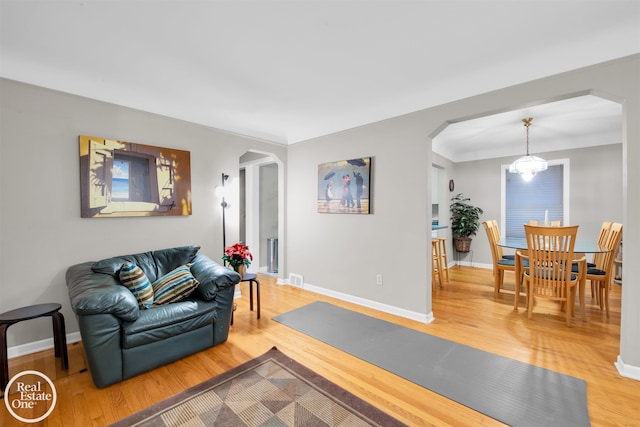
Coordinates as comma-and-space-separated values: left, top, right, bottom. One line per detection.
273, 301, 590, 427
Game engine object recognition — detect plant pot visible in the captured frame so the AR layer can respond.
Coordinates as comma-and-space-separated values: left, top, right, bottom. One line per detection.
454, 237, 472, 253
233, 264, 246, 279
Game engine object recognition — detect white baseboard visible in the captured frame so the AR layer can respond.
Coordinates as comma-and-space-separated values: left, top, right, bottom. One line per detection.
7, 332, 82, 360
292, 282, 434, 324
277, 266, 496, 323
615, 355, 640, 380
450, 261, 492, 270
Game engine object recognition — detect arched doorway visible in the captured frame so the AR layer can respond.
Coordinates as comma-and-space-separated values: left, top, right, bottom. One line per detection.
240, 150, 284, 278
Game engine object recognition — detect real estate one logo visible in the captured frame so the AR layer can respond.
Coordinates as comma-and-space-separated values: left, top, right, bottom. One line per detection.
4, 370, 57, 423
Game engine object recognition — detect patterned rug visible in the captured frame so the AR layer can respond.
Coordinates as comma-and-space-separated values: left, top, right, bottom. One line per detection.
109, 347, 405, 427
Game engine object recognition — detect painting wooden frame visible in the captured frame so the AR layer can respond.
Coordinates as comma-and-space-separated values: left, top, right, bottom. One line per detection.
317, 157, 371, 214
79, 135, 192, 218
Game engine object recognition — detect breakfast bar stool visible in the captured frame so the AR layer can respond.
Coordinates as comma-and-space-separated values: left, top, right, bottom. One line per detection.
0, 303, 68, 392
432, 239, 445, 288
435, 237, 449, 282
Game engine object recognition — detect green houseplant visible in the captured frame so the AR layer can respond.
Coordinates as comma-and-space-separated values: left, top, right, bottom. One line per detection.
449, 193, 483, 252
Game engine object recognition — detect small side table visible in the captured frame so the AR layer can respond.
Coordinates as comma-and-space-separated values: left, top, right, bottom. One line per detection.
240, 273, 260, 319
0, 303, 69, 392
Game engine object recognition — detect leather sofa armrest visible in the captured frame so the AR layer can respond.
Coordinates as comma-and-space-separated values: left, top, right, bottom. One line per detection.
77, 313, 124, 388
66, 261, 140, 322
190, 253, 241, 300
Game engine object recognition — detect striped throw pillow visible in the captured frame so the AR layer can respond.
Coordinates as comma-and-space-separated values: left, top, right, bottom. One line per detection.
119, 262, 154, 309
152, 264, 200, 305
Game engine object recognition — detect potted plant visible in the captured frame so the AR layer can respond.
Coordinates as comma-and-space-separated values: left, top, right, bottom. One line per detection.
449, 193, 483, 252
222, 242, 253, 278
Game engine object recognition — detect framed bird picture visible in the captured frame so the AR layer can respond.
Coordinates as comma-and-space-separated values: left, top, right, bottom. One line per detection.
317, 157, 372, 214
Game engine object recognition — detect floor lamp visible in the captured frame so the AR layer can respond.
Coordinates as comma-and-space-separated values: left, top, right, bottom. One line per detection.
219, 173, 230, 255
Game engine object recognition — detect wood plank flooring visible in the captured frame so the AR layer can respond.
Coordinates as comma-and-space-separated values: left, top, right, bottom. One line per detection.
1, 266, 638, 426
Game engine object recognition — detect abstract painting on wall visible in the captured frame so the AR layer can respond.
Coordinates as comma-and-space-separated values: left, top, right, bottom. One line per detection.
317, 157, 371, 214
79, 136, 192, 218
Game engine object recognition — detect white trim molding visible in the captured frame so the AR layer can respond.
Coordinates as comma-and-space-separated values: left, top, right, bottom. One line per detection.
290, 282, 434, 324
7, 332, 82, 359
615, 355, 640, 381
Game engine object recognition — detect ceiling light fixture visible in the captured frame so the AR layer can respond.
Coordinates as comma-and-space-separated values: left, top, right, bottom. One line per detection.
508, 117, 548, 182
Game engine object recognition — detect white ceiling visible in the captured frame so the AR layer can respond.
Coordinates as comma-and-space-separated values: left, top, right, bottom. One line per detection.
433, 95, 623, 163
1, 1, 638, 158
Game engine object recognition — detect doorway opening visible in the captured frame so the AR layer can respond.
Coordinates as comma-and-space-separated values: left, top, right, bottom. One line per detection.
240, 151, 283, 277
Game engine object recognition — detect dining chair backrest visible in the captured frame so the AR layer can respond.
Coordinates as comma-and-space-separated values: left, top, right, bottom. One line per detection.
587, 222, 622, 317
591, 221, 613, 267
598, 221, 613, 243
529, 220, 538, 225
550, 220, 561, 227
490, 219, 505, 257
523, 224, 579, 299
596, 222, 623, 271
483, 220, 503, 261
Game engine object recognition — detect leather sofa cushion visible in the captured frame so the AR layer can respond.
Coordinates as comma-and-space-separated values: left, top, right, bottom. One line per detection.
122, 299, 217, 349
152, 246, 200, 277
92, 250, 157, 281
91, 245, 200, 282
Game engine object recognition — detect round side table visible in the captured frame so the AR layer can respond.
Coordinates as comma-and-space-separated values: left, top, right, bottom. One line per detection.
0, 303, 69, 393
230, 273, 261, 326
241, 273, 260, 319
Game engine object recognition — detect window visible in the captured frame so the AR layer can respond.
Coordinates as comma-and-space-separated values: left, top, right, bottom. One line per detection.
112, 159, 131, 200
502, 160, 570, 238
112, 153, 154, 202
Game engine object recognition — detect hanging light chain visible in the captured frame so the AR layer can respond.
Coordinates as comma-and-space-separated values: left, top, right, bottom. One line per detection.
523, 117, 533, 156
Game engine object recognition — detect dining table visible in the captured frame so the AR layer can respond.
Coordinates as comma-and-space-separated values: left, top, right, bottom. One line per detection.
497, 236, 610, 320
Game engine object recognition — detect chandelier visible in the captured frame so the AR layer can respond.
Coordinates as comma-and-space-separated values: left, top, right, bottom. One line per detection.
508, 117, 548, 182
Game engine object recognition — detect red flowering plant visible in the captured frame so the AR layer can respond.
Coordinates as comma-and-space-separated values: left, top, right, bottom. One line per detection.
222, 242, 253, 270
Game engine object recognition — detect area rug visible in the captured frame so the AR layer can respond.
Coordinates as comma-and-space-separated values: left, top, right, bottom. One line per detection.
273, 301, 591, 427
109, 346, 405, 427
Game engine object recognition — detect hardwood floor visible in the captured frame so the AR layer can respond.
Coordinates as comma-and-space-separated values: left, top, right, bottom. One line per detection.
2, 267, 638, 426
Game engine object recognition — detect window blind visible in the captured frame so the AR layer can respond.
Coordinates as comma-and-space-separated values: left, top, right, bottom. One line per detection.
505, 164, 564, 238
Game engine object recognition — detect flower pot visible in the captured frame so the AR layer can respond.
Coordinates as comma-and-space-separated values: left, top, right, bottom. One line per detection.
454, 237, 472, 253
233, 264, 246, 279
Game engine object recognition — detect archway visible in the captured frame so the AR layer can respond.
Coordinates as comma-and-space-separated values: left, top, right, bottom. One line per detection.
240, 150, 285, 279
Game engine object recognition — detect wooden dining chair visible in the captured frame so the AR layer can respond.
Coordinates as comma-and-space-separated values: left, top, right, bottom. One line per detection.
550, 220, 561, 227
521, 224, 583, 326
483, 220, 515, 297
586, 222, 622, 317
488, 220, 514, 260
589, 221, 612, 269
588, 221, 613, 299
528, 220, 538, 225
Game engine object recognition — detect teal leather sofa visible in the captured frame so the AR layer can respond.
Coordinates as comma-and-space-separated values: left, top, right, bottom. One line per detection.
66, 246, 240, 388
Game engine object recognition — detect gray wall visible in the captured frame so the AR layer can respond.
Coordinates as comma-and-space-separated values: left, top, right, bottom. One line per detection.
287, 116, 432, 316
0, 78, 286, 348
285, 55, 640, 373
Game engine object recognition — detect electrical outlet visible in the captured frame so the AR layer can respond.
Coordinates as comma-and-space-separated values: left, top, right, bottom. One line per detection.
376, 274, 383, 286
